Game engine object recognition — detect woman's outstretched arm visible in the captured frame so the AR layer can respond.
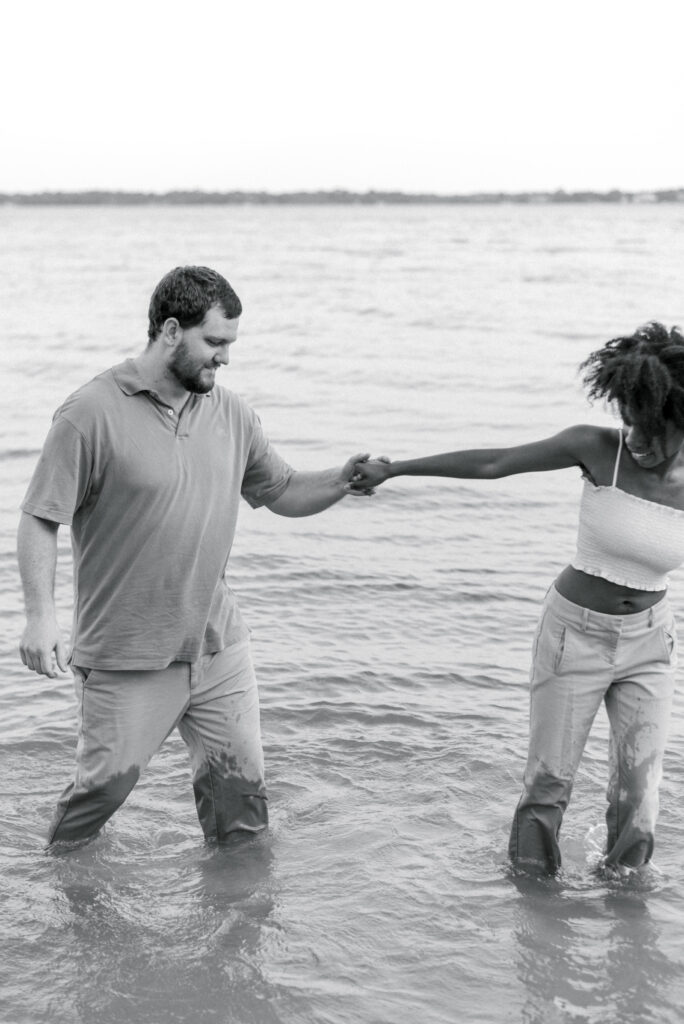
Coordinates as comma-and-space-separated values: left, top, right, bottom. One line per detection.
351, 424, 600, 488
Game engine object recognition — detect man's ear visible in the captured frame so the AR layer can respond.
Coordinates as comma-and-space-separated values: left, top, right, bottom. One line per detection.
161, 317, 181, 347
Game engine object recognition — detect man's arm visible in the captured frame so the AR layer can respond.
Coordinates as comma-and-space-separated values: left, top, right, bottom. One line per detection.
265, 453, 370, 517
17, 512, 67, 677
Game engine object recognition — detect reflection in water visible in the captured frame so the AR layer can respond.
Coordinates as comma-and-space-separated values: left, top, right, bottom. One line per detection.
43, 834, 285, 1024
4, 206, 684, 1024
512, 874, 675, 1024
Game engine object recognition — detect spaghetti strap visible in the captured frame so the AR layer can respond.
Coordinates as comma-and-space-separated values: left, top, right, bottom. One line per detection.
611, 428, 623, 488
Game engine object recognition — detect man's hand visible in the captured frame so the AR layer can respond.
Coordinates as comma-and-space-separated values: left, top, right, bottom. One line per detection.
343, 452, 374, 496
348, 456, 393, 492
17, 513, 67, 677
20, 614, 68, 678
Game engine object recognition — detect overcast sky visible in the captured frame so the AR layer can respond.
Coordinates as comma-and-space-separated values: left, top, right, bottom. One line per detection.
4, 0, 682, 194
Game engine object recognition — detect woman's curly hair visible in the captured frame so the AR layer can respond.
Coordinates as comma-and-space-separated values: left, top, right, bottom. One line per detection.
580, 322, 684, 442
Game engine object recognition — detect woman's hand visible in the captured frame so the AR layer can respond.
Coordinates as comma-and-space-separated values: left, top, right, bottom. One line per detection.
350, 456, 393, 491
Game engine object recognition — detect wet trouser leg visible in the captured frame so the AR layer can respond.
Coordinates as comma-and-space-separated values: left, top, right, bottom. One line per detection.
48, 662, 189, 844
603, 670, 674, 867
509, 587, 677, 875
48, 639, 266, 845
508, 602, 607, 875
176, 640, 267, 840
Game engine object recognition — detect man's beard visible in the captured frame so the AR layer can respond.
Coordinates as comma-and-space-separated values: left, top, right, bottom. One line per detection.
168, 340, 215, 394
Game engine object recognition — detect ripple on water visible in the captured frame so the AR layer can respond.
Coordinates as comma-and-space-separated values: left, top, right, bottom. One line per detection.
3, 204, 684, 1024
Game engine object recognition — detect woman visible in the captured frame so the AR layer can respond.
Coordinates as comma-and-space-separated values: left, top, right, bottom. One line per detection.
353, 322, 684, 876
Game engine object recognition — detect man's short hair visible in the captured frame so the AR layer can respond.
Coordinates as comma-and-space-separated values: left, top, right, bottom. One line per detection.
148, 266, 242, 341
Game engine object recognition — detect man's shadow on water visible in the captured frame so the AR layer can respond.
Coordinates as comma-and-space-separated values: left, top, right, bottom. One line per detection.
46, 831, 279, 1022
194, 831, 278, 939
49, 826, 275, 904
510, 872, 676, 1024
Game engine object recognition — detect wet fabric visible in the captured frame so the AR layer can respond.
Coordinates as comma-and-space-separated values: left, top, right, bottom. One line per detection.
509, 585, 677, 875
48, 639, 267, 844
21, 359, 293, 669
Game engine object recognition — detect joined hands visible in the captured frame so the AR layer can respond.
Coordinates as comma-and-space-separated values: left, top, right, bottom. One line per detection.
347, 455, 392, 495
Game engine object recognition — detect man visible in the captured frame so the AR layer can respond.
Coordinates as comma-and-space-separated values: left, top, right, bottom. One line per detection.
18, 265, 370, 846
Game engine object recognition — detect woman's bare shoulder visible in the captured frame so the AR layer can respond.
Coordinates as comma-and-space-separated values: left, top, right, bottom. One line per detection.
566, 424, 620, 484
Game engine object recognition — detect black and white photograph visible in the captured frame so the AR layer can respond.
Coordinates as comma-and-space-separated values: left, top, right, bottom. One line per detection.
2, 2, 684, 1022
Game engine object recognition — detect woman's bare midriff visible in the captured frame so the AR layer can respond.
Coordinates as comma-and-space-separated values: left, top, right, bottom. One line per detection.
554, 565, 666, 615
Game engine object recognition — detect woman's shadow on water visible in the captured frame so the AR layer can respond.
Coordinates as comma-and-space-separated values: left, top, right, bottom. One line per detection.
510, 870, 676, 1024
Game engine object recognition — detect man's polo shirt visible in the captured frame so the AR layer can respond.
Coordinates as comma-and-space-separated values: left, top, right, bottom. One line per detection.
21, 359, 293, 670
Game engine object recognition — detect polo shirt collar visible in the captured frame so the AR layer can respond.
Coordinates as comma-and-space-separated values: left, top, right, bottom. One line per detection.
112, 358, 158, 397
111, 358, 214, 400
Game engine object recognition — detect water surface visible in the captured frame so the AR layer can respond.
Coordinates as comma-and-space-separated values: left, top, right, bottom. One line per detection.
2, 203, 684, 1023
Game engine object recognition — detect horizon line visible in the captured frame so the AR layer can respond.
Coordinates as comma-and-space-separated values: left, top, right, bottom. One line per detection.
1, 186, 684, 206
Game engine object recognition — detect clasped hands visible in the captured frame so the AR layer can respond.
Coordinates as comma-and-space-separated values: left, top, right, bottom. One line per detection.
343, 453, 393, 496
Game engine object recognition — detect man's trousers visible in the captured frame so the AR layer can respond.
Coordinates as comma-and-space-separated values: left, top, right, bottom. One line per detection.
48, 639, 267, 844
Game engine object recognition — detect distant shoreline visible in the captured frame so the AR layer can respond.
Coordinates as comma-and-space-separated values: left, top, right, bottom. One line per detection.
1, 188, 683, 206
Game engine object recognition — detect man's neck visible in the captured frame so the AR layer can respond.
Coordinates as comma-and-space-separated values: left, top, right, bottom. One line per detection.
133, 351, 189, 409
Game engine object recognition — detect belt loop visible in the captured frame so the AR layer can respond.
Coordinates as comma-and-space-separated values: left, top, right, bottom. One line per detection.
581, 607, 590, 632
648, 607, 654, 628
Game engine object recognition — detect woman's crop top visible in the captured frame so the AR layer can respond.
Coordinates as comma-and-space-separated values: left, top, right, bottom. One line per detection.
571, 429, 684, 591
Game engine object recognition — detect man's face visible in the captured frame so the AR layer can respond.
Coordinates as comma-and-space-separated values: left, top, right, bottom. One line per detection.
168, 305, 240, 393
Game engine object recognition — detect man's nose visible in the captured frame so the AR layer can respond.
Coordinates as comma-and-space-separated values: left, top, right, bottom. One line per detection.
214, 347, 230, 365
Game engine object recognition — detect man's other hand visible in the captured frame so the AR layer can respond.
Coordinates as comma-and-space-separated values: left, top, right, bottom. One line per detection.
20, 615, 68, 678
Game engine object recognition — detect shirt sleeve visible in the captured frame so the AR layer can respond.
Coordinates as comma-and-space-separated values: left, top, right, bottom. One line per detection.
241, 411, 294, 509
21, 417, 94, 526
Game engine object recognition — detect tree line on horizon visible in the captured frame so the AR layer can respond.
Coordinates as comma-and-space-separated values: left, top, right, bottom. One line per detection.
1, 188, 683, 205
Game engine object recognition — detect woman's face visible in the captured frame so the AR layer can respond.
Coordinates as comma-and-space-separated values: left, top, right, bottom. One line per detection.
620, 405, 684, 469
